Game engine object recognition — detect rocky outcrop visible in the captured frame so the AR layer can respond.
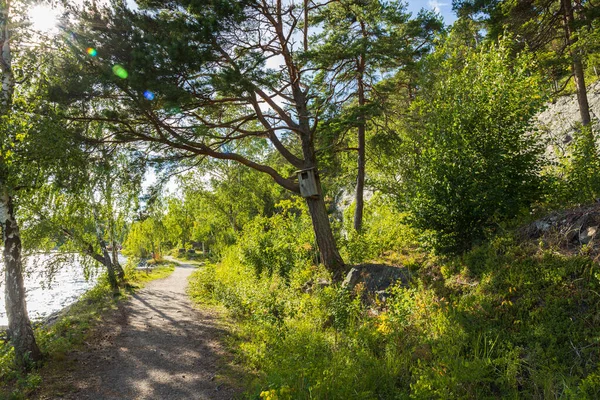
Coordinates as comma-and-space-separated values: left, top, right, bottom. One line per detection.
331, 188, 374, 223
537, 81, 600, 158
521, 202, 600, 249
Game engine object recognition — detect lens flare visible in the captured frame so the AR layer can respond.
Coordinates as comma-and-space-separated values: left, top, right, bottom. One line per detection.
86, 47, 97, 57
143, 90, 155, 101
112, 65, 128, 79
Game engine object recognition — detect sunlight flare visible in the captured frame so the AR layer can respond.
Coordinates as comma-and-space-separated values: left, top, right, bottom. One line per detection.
28, 4, 61, 34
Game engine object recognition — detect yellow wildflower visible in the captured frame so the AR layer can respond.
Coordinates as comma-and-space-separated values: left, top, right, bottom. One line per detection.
376, 313, 392, 335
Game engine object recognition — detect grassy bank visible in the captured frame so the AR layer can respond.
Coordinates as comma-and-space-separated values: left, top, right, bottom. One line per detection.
188, 225, 600, 399
0, 259, 175, 399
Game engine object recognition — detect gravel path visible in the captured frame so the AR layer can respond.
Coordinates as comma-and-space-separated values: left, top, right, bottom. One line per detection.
59, 262, 239, 400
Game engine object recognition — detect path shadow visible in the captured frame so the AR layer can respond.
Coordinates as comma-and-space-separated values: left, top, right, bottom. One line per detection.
58, 270, 242, 400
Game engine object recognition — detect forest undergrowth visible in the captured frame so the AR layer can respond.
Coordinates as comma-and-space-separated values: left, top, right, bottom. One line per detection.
189, 198, 600, 399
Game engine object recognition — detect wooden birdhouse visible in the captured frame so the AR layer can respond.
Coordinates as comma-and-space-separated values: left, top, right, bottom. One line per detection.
297, 168, 318, 198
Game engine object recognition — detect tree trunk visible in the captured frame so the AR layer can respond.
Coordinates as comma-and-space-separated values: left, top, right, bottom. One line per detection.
100, 243, 119, 291
111, 241, 125, 281
305, 196, 345, 280
0, 2, 42, 370
299, 144, 346, 278
353, 29, 367, 233
304, 169, 346, 280
0, 1, 13, 115
93, 228, 119, 291
88, 246, 119, 291
354, 123, 366, 232
1, 193, 42, 369
92, 210, 119, 291
58, 225, 120, 291
354, 62, 366, 232
87, 248, 119, 291
108, 213, 125, 281
562, 0, 591, 126
572, 57, 591, 126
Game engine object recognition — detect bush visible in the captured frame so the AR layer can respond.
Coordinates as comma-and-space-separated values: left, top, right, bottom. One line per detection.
548, 124, 600, 206
341, 195, 418, 264
380, 33, 546, 254
236, 199, 317, 278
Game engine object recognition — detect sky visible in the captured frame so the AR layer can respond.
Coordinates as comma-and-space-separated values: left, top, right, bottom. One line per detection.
406, 0, 457, 26
29, 1, 457, 36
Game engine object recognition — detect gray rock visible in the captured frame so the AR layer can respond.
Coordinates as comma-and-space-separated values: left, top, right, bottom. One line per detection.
534, 221, 551, 233
342, 268, 361, 289
316, 278, 331, 288
580, 226, 598, 244
567, 215, 590, 242
536, 81, 600, 161
301, 277, 332, 293
342, 264, 411, 293
375, 290, 390, 302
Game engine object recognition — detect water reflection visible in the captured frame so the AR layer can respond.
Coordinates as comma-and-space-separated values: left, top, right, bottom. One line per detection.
0, 253, 126, 327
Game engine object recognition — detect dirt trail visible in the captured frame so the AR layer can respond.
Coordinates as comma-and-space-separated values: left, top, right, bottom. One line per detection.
56, 261, 239, 400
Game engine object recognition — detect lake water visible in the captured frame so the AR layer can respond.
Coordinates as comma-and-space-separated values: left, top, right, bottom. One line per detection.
0, 253, 125, 327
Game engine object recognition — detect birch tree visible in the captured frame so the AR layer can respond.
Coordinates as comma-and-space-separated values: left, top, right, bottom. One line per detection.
0, 0, 42, 368
23, 141, 144, 292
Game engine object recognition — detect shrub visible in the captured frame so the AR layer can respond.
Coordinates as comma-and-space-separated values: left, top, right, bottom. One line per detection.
236, 199, 317, 278
549, 124, 600, 206
381, 33, 546, 254
341, 195, 418, 264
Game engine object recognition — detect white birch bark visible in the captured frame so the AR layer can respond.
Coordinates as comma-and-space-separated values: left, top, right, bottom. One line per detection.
0, 0, 42, 368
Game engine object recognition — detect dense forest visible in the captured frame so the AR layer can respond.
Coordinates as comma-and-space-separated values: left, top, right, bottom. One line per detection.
1, 0, 600, 398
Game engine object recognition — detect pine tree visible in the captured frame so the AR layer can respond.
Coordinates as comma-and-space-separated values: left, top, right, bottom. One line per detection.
309, 0, 441, 231
453, 0, 597, 125
53, 0, 362, 279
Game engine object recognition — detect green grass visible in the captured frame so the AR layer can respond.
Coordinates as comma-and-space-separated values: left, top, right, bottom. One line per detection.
128, 261, 176, 285
0, 260, 175, 399
183, 198, 600, 398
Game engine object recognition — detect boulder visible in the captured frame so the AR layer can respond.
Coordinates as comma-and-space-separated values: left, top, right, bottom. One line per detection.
301, 277, 332, 293
580, 226, 598, 244
566, 214, 590, 242
342, 264, 411, 293
521, 203, 600, 249
534, 220, 551, 233
316, 278, 331, 288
